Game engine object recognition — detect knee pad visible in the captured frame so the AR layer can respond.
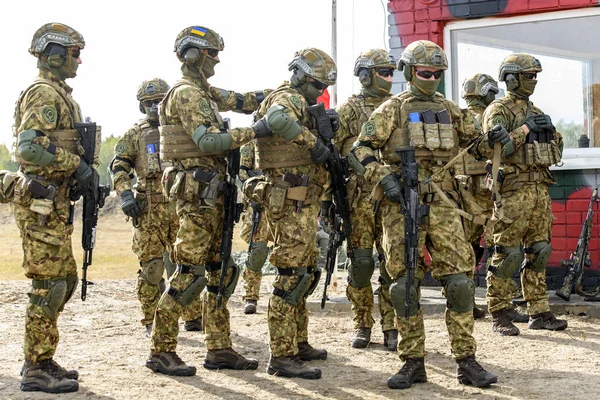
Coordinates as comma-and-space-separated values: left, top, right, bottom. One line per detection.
442, 273, 475, 313
29, 277, 67, 318
169, 265, 207, 306
491, 246, 523, 279
274, 268, 313, 306
348, 248, 375, 288
223, 260, 241, 299
58, 273, 79, 312
525, 241, 552, 272
140, 258, 165, 285
389, 276, 420, 317
247, 241, 268, 272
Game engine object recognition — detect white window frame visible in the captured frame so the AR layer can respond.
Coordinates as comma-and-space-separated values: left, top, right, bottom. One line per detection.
444, 7, 600, 171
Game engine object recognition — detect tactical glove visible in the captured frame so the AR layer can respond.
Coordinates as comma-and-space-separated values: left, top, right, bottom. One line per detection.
71, 159, 93, 199
310, 140, 332, 164
120, 190, 142, 218
251, 117, 272, 138
487, 125, 511, 148
326, 109, 340, 132
532, 114, 555, 133
380, 174, 404, 204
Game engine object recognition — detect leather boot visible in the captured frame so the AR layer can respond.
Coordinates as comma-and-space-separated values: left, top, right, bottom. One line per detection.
473, 307, 486, 320
21, 359, 79, 380
297, 342, 327, 361
456, 355, 498, 387
145, 323, 153, 338
267, 355, 321, 379
387, 358, 427, 389
203, 348, 259, 370
350, 327, 371, 348
244, 299, 257, 315
184, 317, 203, 332
383, 329, 398, 352
491, 309, 520, 336
20, 360, 79, 393
528, 312, 568, 331
146, 352, 196, 376
505, 307, 529, 323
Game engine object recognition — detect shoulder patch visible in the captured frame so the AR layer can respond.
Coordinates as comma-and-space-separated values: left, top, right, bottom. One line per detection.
241, 146, 251, 157
362, 121, 376, 136
290, 95, 302, 110
115, 142, 129, 154
42, 106, 57, 123
199, 98, 211, 115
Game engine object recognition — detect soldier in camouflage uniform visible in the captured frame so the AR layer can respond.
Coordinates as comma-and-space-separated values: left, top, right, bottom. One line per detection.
12, 23, 93, 393
146, 25, 270, 376
481, 53, 567, 336
238, 139, 271, 314
243, 48, 337, 379
351, 40, 497, 389
110, 79, 203, 338
333, 49, 397, 350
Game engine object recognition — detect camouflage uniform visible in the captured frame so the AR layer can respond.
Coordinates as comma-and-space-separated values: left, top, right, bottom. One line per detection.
480, 53, 566, 333
111, 79, 202, 330
334, 49, 397, 345
352, 41, 496, 389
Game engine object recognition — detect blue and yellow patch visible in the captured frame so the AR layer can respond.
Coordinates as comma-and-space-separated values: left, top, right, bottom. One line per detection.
191, 26, 207, 37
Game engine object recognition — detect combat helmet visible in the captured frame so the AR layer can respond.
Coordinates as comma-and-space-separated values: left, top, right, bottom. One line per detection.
29, 23, 85, 57
398, 40, 447, 81
498, 53, 542, 82
288, 48, 337, 86
462, 73, 498, 98
353, 49, 396, 76
173, 26, 224, 62
137, 78, 170, 102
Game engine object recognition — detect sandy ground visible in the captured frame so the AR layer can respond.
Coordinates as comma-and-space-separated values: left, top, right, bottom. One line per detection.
0, 276, 599, 400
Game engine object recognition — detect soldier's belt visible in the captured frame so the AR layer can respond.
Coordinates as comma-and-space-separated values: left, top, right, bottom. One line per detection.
276, 266, 315, 276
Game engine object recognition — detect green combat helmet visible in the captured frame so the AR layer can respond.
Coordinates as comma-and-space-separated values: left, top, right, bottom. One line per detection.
398, 40, 447, 97
462, 73, 499, 106
498, 53, 542, 97
29, 22, 85, 57
288, 48, 337, 104
137, 78, 170, 119
173, 25, 225, 62
29, 22, 85, 80
354, 49, 396, 97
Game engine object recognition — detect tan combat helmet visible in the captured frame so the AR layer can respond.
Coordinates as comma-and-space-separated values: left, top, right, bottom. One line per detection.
29, 22, 85, 57
353, 49, 396, 76
498, 53, 542, 82
462, 73, 499, 99
173, 26, 225, 62
398, 40, 448, 81
288, 48, 337, 86
137, 78, 170, 102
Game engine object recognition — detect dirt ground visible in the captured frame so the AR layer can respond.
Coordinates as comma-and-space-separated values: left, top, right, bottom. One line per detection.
0, 276, 599, 400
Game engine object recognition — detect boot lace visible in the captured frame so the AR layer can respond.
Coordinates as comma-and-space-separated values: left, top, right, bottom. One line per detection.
40, 359, 64, 379
461, 357, 484, 373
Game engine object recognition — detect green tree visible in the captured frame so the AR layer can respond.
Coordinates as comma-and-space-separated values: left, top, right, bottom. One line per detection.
98, 134, 119, 186
555, 119, 584, 149
0, 144, 18, 171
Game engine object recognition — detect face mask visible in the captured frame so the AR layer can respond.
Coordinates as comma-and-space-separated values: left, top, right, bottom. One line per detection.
362, 73, 392, 98
520, 76, 537, 96
410, 77, 440, 98
298, 81, 323, 105
144, 104, 159, 121
201, 55, 219, 80
483, 91, 497, 106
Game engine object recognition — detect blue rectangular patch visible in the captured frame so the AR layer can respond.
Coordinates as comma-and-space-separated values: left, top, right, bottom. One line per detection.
146, 143, 157, 154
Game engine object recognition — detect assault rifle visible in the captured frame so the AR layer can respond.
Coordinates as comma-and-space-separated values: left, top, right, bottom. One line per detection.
246, 201, 262, 265
74, 119, 110, 301
216, 147, 243, 309
556, 188, 600, 302
306, 103, 354, 309
397, 147, 429, 319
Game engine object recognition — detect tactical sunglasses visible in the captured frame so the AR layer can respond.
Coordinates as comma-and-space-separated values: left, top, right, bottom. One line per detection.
522, 72, 537, 79
142, 99, 161, 107
415, 69, 443, 79
207, 49, 219, 57
70, 48, 81, 59
310, 80, 328, 91
376, 68, 394, 77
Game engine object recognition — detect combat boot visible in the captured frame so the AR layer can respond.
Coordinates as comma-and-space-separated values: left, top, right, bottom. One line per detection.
473, 307, 486, 320
350, 327, 371, 348
203, 348, 259, 370
184, 317, 203, 332
387, 358, 427, 389
145, 323, 153, 338
383, 329, 398, 352
491, 309, 520, 336
456, 355, 497, 388
244, 299, 257, 314
528, 312, 568, 331
21, 359, 79, 380
298, 342, 327, 361
146, 352, 196, 376
20, 360, 79, 393
267, 355, 322, 379
505, 307, 529, 323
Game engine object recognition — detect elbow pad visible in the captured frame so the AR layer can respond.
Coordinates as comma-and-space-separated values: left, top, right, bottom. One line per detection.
17, 130, 56, 166
265, 105, 302, 140
192, 124, 233, 153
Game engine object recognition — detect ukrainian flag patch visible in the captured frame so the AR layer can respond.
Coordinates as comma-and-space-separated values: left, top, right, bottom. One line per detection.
191, 26, 207, 36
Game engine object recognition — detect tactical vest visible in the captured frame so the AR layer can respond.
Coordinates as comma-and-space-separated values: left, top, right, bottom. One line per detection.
159, 80, 227, 161
254, 85, 313, 169
13, 79, 83, 164
497, 97, 561, 168
455, 107, 487, 176
342, 94, 388, 157
380, 92, 458, 165
133, 120, 173, 182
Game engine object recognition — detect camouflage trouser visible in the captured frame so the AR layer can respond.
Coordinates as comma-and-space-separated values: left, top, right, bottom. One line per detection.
13, 184, 77, 364
133, 199, 202, 326
152, 199, 234, 353
467, 185, 494, 247
265, 201, 320, 357
346, 181, 395, 331
381, 197, 476, 360
239, 203, 270, 301
486, 183, 553, 315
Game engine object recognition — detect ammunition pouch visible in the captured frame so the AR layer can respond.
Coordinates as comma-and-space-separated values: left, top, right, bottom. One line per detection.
163, 167, 223, 207
503, 137, 562, 168
167, 264, 207, 306
524, 241, 552, 272
442, 273, 475, 313
348, 248, 375, 288
488, 246, 523, 279
28, 277, 67, 319
273, 267, 314, 306
140, 258, 165, 285
390, 276, 420, 317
